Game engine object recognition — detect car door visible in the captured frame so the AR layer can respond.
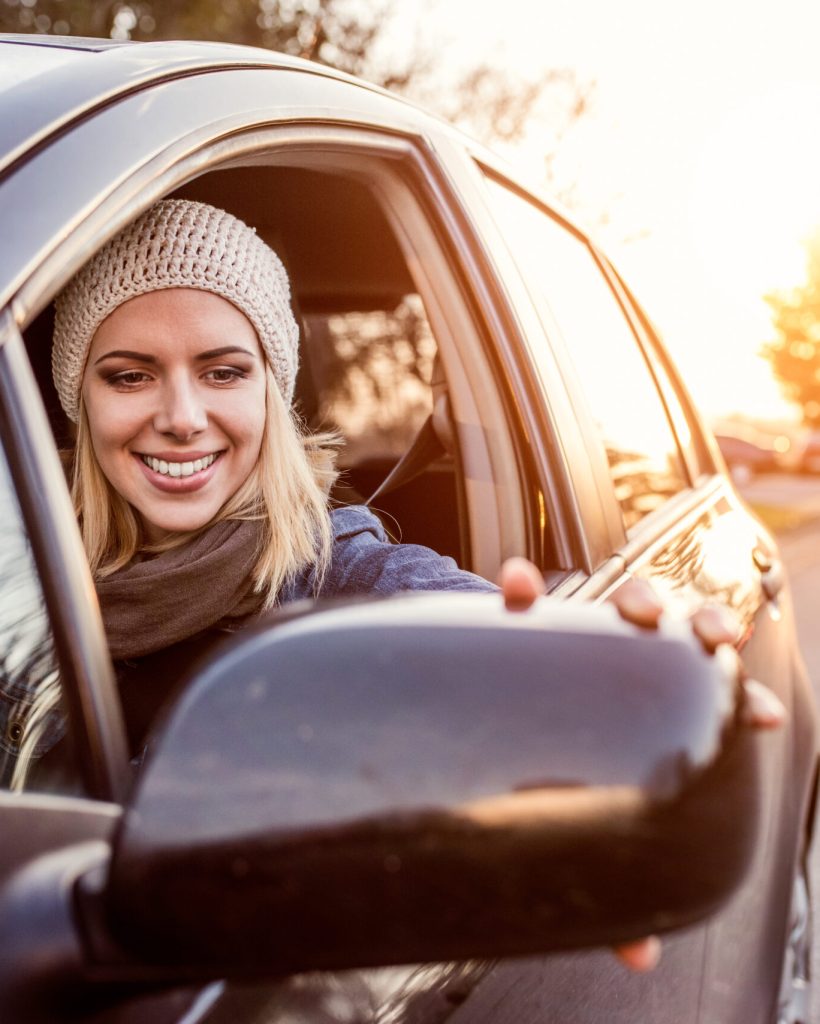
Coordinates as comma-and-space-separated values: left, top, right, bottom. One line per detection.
437, 161, 817, 1024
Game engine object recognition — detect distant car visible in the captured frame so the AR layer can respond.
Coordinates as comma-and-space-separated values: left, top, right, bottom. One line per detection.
0, 33, 816, 1024
798, 431, 820, 474
714, 433, 780, 483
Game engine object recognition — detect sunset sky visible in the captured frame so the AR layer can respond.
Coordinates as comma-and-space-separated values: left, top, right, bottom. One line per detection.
390, 0, 820, 422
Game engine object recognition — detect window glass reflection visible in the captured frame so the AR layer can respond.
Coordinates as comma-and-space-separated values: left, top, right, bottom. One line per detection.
0, 451, 68, 792
483, 177, 687, 530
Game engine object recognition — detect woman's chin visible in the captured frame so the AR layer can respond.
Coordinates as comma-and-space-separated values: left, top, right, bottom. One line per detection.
138, 507, 217, 543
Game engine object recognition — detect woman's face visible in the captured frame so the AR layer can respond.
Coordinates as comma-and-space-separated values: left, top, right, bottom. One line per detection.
82, 288, 268, 542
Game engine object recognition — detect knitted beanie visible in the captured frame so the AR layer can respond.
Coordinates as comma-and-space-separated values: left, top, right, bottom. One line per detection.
52, 199, 299, 422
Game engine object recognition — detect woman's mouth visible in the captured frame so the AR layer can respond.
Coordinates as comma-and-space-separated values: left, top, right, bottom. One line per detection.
140, 452, 219, 478
135, 451, 223, 492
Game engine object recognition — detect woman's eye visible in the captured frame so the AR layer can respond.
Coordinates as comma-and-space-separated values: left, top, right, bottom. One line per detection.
206, 367, 248, 384
106, 370, 150, 388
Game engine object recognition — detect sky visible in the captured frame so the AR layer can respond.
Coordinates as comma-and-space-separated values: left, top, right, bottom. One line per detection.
386, 0, 820, 423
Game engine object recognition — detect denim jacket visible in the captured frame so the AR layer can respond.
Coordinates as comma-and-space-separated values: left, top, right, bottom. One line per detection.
284, 505, 497, 601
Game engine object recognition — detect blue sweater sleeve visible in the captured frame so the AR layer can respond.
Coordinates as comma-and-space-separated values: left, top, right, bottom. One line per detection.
292, 506, 497, 599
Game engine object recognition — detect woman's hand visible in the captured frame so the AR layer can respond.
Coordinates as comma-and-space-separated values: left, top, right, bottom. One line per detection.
497, 557, 786, 971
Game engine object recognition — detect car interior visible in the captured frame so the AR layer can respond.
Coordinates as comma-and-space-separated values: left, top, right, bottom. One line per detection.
22, 164, 470, 569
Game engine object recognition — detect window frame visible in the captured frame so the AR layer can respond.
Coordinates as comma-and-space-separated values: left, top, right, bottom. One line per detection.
598, 254, 718, 484
0, 311, 128, 801
465, 159, 707, 560
426, 147, 614, 577
5, 75, 544, 675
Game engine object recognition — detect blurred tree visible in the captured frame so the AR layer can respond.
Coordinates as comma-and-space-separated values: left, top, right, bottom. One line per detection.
762, 230, 820, 426
0, 0, 591, 151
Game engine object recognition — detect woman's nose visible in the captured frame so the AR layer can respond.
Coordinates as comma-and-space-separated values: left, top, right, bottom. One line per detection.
153, 378, 208, 439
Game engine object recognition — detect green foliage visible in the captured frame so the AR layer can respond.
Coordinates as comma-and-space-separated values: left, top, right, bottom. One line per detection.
763, 230, 820, 426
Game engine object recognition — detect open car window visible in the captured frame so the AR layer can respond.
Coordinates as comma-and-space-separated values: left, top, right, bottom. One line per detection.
167, 158, 522, 571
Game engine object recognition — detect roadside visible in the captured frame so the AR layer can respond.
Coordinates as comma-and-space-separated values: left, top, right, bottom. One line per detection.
736, 471, 820, 548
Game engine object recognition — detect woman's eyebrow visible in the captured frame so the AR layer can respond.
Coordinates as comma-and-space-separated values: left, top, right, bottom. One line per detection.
93, 345, 257, 366
94, 350, 157, 365
195, 346, 258, 360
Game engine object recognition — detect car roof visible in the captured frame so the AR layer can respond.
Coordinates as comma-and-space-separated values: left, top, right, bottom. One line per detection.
0, 35, 395, 179
0, 33, 592, 313
0, 34, 581, 226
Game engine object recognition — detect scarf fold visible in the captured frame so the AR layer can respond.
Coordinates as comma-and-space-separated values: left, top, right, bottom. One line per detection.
96, 519, 266, 661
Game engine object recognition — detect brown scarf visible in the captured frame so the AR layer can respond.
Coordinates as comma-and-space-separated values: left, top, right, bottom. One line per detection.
96, 519, 266, 661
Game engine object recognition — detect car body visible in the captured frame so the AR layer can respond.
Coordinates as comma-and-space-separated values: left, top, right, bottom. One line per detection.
0, 33, 816, 1024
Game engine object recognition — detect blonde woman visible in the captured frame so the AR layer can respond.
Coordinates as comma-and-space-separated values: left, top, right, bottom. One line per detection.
52, 199, 514, 748
53, 199, 780, 973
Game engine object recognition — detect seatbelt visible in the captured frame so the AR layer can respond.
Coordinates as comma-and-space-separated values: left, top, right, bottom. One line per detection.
365, 414, 445, 507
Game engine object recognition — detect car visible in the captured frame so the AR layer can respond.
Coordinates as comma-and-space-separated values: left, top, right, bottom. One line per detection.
714, 434, 780, 484
713, 424, 796, 484
0, 32, 816, 1024
796, 430, 820, 475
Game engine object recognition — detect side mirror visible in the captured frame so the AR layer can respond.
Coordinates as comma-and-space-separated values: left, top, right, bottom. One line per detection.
102, 594, 758, 975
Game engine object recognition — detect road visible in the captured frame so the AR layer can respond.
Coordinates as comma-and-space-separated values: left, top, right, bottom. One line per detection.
738, 474, 820, 1024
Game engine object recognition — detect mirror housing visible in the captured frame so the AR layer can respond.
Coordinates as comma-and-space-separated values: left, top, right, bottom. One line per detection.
104, 594, 758, 975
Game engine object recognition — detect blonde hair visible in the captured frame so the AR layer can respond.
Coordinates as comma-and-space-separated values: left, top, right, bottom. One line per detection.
72, 366, 338, 608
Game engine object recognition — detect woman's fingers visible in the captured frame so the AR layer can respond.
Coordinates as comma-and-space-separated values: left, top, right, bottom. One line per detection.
608, 577, 663, 628
688, 609, 786, 728
499, 557, 546, 611
689, 604, 741, 653
742, 677, 787, 729
614, 936, 662, 972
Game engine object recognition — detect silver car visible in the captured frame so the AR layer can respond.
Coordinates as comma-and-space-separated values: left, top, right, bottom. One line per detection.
0, 34, 816, 1024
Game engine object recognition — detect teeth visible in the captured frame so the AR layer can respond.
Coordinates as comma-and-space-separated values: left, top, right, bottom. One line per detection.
142, 453, 217, 477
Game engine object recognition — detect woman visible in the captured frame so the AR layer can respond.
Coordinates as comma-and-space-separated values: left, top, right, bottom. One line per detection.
53, 198, 781, 972
53, 199, 505, 752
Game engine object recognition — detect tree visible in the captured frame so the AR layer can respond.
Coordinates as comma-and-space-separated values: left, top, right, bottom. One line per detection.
762, 230, 820, 426
0, 0, 591, 153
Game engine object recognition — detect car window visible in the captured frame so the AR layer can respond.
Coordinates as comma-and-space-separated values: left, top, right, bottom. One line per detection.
481, 175, 689, 532
303, 295, 436, 464
600, 261, 705, 478
170, 162, 485, 566
0, 439, 72, 794
302, 294, 458, 553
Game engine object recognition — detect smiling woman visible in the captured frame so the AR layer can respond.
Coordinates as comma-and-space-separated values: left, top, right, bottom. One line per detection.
53, 200, 337, 598
51, 198, 498, 754
82, 290, 268, 542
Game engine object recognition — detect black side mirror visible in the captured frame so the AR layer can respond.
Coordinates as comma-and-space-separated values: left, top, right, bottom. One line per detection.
102, 594, 757, 976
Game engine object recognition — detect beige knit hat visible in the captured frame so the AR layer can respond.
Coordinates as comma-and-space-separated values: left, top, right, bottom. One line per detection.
52, 199, 299, 422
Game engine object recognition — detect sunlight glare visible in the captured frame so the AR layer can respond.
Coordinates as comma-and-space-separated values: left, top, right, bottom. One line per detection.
689, 85, 820, 303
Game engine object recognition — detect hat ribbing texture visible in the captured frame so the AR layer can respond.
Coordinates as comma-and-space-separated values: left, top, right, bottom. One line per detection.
53, 199, 299, 421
